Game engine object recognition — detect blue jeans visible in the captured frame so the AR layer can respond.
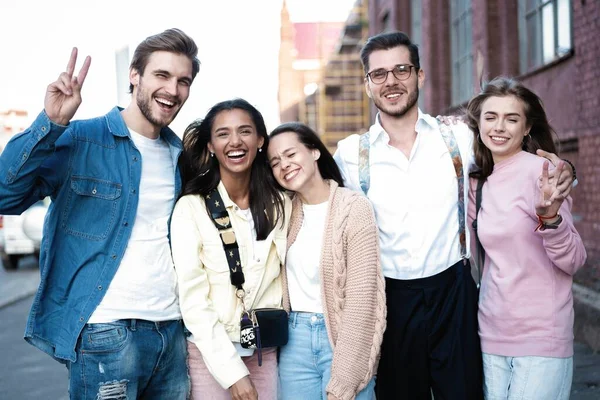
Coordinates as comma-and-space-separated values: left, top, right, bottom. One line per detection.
279, 312, 376, 400
67, 319, 189, 399
482, 353, 573, 400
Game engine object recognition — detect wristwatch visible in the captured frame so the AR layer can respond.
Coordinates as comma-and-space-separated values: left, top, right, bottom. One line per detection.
539, 214, 563, 230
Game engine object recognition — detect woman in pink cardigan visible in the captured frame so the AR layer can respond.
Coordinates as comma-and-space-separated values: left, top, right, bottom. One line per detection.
266, 122, 386, 400
466, 77, 587, 399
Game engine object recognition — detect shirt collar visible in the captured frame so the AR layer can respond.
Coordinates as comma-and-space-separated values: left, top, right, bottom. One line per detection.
106, 106, 182, 150
370, 108, 439, 144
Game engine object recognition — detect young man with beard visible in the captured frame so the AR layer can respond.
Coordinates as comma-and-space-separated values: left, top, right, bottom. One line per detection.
333, 31, 573, 399
0, 28, 199, 399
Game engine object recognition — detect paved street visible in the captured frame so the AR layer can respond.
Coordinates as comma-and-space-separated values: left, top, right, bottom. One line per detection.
0, 261, 599, 399
0, 256, 39, 309
0, 295, 68, 399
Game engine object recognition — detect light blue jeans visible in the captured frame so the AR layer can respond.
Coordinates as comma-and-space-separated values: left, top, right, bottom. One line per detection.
278, 312, 376, 400
67, 319, 189, 399
482, 352, 573, 400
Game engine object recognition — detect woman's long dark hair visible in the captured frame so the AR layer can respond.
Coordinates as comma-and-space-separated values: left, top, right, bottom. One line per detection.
268, 122, 344, 188
467, 76, 558, 181
179, 98, 285, 240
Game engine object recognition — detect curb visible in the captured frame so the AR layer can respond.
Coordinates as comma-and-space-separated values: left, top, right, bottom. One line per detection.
0, 285, 37, 310
573, 283, 600, 352
0, 270, 39, 310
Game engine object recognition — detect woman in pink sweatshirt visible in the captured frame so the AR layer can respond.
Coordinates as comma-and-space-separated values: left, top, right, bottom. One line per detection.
466, 77, 587, 399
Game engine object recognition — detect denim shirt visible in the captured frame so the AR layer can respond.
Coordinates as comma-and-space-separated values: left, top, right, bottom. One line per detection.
0, 107, 183, 363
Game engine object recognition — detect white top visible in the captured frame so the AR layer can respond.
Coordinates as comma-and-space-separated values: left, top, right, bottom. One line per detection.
334, 110, 474, 280
89, 129, 180, 323
286, 201, 328, 313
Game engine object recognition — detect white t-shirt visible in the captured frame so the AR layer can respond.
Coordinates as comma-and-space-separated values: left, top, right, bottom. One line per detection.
286, 201, 328, 313
89, 129, 180, 323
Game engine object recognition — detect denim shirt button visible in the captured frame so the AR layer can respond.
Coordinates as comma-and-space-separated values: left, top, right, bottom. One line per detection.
41, 126, 46, 132
98, 286, 102, 291
123, 222, 128, 227
111, 254, 117, 259
79, 317, 84, 322
131, 189, 136, 194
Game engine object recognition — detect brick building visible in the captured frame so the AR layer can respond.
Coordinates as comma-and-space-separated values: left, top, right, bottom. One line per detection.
279, 0, 371, 151
367, 0, 600, 285
278, 1, 346, 123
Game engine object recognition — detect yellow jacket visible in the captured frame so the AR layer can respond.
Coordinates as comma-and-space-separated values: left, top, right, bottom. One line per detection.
170, 182, 290, 389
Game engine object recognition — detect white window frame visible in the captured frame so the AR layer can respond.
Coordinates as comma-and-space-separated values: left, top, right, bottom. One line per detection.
518, 0, 572, 73
411, 0, 425, 109
450, 0, 474, 105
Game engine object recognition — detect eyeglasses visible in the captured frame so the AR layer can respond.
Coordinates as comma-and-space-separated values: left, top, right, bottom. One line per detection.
366, 64, 416, 84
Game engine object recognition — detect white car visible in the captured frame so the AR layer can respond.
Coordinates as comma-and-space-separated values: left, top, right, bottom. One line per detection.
0, 199, 48, 270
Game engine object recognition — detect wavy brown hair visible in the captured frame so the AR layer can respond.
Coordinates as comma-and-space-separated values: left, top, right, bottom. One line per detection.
467, 77, 558, 181
360, 31, 420, 74
128, 28, 200, 93
179, 99, 285, 240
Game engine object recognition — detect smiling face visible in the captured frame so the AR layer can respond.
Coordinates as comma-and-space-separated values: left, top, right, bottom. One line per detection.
207, 109, 264, 180
131, 51, 193, 129
267, 131, 321, 195
365, 45, 423, 118
479, 95, 531, 164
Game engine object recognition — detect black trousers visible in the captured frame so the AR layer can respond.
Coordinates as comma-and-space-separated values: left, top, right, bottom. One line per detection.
376, 260, 483, 400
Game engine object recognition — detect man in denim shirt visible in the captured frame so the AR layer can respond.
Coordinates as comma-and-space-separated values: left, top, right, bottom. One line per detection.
0, 28, 200, 399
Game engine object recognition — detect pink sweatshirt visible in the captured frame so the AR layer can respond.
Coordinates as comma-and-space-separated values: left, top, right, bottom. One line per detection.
468, 151, 587, 358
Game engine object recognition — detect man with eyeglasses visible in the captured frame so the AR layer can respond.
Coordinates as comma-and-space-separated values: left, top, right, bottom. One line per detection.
333, 31, 573, 399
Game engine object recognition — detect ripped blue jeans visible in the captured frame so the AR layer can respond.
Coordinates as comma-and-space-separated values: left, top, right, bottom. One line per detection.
66, 319, 189, 399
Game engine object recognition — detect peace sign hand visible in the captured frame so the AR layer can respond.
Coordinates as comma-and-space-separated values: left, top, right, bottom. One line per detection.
536, 159, 565, 219
44, 47, 91, 126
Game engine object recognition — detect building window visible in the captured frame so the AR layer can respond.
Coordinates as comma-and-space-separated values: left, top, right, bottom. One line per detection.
519, 0, 572, 73
450, 0, 473, 105
411, 0, 422, 47
411, 0, 425, 109
381, 11, 393, 33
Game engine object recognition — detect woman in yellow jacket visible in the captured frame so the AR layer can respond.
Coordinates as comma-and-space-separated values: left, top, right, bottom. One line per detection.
170, 99, 290, 400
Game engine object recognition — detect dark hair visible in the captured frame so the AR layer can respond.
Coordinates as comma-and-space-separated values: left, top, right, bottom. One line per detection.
360, 31, 420, 73
179, 99, 284, 240
129, 28, 200, 93
268, 122, 344, 188
467, 76, 558, 181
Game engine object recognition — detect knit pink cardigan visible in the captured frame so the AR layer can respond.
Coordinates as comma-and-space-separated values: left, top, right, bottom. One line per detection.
282, 180, 387, 400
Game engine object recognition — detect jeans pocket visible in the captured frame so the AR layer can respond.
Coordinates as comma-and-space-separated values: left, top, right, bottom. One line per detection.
80, 324, 130, 353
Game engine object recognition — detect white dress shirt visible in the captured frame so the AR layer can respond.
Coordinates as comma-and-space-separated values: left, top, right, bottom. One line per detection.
334, 110, 474, 280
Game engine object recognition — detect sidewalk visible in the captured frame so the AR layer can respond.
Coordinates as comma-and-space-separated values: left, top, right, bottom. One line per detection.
0, 258, 39, 309
1, 263, 599, 398
573, 283, 600, 351
572, 342, 600, 399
